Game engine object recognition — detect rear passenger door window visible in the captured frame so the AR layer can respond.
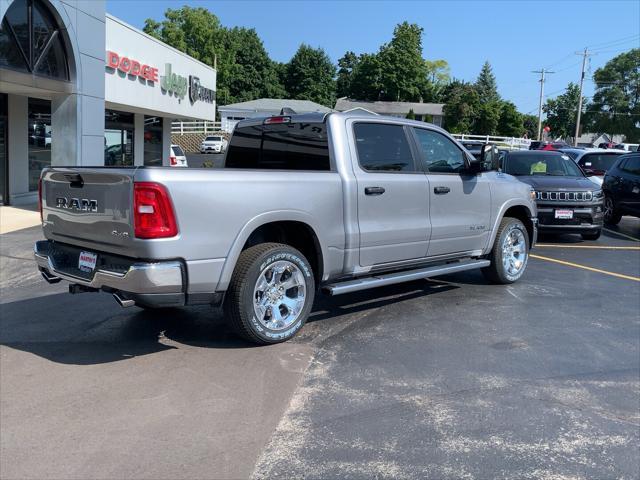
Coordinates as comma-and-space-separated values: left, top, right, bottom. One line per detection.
353, 123, 416, 172
412, 128, 466, 173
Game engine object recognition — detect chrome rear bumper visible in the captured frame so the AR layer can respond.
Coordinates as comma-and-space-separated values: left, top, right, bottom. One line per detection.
34, 240, 185, 297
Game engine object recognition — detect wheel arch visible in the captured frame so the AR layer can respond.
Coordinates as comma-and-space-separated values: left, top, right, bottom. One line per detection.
486, 202, 536, 252
218, 211, 326, 291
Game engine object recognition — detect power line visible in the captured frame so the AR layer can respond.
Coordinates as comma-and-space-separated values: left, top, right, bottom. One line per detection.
587, 34, 640, 50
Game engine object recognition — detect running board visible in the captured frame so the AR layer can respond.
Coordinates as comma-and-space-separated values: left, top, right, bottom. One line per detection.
323, 259, 490, 296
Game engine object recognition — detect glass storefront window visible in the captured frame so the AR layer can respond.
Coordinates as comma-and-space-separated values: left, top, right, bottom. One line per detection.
104, 110, 134, 166
28, 97, 51, 191
144, 116, 163, 166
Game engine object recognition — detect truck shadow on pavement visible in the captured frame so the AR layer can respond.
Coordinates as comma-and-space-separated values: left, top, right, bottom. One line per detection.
1, 278, 461, 365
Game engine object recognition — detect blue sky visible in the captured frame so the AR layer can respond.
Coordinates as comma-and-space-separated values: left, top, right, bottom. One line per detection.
106, 0, 640, 113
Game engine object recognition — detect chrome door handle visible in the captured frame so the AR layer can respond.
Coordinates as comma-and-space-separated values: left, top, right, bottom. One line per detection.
365, 187, 385, 196
434, 186, 450, 194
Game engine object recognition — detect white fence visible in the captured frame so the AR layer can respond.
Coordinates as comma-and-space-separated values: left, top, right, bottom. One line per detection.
451, 133, 531, 150
172, 120, 223, 135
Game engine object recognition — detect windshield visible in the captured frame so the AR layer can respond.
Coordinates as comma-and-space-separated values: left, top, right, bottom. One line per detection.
206, 136, 222, 142
579, 153, 622, 171
503, 153, 584, 177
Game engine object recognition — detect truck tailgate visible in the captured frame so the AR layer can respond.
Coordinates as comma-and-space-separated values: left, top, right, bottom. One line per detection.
41, 167, 137, 253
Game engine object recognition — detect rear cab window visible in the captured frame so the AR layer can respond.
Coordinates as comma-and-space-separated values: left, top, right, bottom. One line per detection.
353, 123, 416, 172
225, 119, 331, 171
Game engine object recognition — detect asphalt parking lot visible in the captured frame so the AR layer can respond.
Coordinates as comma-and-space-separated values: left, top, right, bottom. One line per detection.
1, 218, 639, 479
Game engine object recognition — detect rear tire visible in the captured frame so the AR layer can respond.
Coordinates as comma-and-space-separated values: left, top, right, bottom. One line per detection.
581, 230, 601, 241
223, 243, 315, 345
603, 195, 621, 225
482, 217, 530, 284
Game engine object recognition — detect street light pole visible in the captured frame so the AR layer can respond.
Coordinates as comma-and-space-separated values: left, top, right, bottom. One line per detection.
533, 68, 554, 141
574, 48, 593, 146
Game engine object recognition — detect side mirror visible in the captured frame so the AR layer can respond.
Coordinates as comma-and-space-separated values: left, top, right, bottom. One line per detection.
471, 144, 499, 172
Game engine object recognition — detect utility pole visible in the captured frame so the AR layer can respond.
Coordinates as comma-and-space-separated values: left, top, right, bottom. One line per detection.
532, 68, 554, 141
574, 48, 594, 146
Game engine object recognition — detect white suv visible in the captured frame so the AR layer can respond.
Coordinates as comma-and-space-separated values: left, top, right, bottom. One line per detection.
200, 135, 227, 154
169, 145, 188, 167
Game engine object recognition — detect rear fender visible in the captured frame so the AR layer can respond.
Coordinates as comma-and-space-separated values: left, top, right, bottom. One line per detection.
217, 210, 326, 292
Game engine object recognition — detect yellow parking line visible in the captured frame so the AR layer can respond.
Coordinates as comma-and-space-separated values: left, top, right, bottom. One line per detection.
603, 228, 640, 242
530, 254, 640, 282
536, 244, 640, 250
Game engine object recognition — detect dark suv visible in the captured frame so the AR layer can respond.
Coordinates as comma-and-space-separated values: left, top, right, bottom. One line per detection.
502, 150, 604, 240
602, 153, 640, 225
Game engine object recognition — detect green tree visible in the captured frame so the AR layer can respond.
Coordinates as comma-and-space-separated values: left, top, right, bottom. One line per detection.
475, 101, 502, 135
284, 44, 336, 107
543, 82, 582, 140
497, 101, 525, 137
336, 51, 358, 98
586, 48, 640, 142
475, 61, 500, 103
225, 27, 286, 102
378, 22, 427, 101
349, 53, 383, 100
406, 108, 416, 119
144, 7, 285, 105
442, 81, 481, 133
522, 114, 538, 139
422, 59, 450, 102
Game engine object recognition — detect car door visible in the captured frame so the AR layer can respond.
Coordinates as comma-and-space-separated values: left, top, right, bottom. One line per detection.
411, 127, 491, 258
618, 154, 640, 215
351, 122, 431, 267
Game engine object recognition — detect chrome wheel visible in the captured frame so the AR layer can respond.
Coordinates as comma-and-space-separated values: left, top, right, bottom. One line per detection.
604, 196, 614, 220
253, 260, 306, 331
501, 226, 527, 277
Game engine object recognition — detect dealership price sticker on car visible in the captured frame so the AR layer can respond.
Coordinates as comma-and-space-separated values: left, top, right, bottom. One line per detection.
78, 251, 98, 272
555, 209, 574, 219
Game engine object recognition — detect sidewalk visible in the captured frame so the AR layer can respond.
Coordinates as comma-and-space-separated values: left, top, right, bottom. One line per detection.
0, 205, 41, 234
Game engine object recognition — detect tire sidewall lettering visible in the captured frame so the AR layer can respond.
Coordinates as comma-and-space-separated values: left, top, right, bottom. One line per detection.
249, 249, 313, 341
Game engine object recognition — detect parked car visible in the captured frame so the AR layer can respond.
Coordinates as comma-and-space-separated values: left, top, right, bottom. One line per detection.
36, 112, 537, 344
200, 135, 226, 154
529, 141, 548, 150
459, 140, 486, 160
555, 147, 585, 161
574, 150, 625, 178
602, 152, 640, 225
501, 150, 603, 240
169, 144, 188, 167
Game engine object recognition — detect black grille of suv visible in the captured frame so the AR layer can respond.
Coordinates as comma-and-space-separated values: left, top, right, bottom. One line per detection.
535, 191, 593, 201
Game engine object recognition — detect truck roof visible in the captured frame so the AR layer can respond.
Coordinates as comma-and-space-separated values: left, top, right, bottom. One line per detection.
234, 110, 447, 134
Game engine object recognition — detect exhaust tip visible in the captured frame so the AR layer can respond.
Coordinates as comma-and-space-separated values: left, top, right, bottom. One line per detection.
40, 269, 62, 284
113, 292, 136, 308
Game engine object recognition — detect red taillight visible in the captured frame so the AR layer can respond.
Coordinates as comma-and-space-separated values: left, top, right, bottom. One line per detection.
170, 155, 177, 166
133, 182, 178, 239
38, 177, 43, 222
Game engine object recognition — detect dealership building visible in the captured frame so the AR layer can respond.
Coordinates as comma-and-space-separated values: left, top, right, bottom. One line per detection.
0, 0, 216, 205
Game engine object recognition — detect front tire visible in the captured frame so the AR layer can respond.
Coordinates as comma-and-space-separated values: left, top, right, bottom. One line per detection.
224, 243, 315, 345
603, 195, 621, 225
482, 217, 530, 284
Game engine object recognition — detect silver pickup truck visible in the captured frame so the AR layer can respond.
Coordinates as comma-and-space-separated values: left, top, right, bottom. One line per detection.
35, 111, 537, 344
